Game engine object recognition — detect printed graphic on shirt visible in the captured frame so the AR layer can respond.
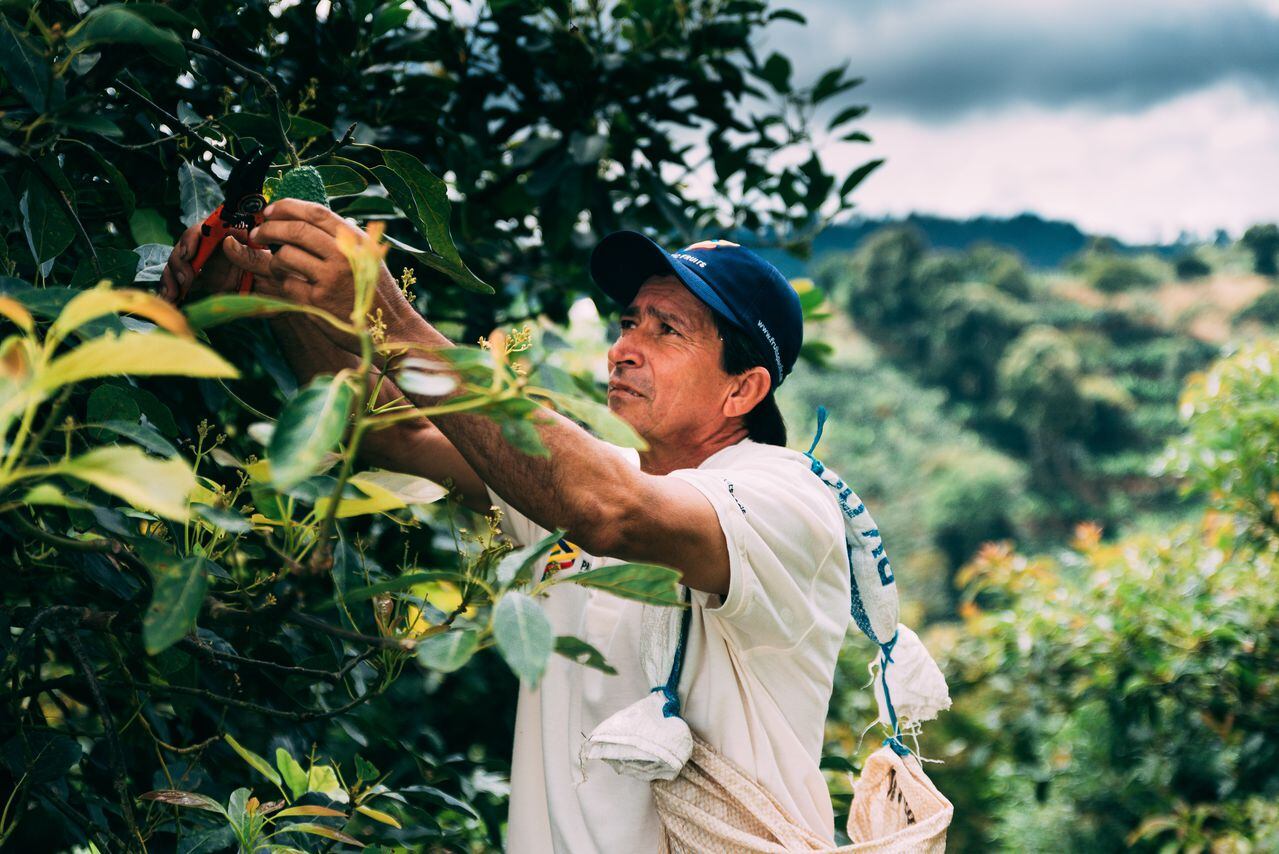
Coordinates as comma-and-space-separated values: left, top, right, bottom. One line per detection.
543, 537, 580, 580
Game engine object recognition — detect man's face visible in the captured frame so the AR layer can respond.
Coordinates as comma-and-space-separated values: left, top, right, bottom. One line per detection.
605, 275, 729, 444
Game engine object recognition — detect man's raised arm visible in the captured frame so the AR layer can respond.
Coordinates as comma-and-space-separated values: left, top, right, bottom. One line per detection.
231, 200, 732, 596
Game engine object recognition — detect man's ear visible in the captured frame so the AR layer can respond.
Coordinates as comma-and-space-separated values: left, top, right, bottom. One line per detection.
722, 366, 771, 419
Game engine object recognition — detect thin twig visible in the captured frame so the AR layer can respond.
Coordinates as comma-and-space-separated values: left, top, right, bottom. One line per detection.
183, 39, 280, 97
113, 78, 235, 164
287, 612, 415, 652
177, 636, 343, 684
117, 679, 385, 722
306, 122, 358, 164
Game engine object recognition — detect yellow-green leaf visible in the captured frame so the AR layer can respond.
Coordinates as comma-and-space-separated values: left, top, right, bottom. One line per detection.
313, 470, 446, 519
49, 446, 195, 520
269, 375, 354, 491
0, 296, 33, 333
224, 734, 282, 787
51, 284, 192, 342
355, 804, 402, 828
38, 331, 238, 395
275, 805, 347, 819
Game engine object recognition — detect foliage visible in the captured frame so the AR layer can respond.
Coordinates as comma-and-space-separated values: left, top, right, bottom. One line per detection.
1085, 254, 1159, 294
1159, 340, 1279, 544
1240, 224, 1279, 277
1233, 288, 1279, 328
0, 0, 869, 849
1174, 252, 1212, 281
814, 227, 1217, 540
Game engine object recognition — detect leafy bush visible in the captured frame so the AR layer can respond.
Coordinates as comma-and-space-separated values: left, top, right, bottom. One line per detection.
1174, 253, 1212, 280
1233, 289, 1279, 327
0, 0, 870, 848
1087, 255, 1159, 294
928, 341, 1279, 851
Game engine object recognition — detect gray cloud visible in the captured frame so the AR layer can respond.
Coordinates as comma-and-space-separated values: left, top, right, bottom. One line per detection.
771, 0, 1279, 119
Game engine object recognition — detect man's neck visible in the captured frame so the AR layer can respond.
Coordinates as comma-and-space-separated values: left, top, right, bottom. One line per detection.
639, 423, 750, 475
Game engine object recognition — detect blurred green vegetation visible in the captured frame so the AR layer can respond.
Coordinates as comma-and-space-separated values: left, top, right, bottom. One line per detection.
791, 229, 1279, 851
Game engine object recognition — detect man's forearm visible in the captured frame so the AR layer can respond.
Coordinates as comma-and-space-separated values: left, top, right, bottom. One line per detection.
387, 313, 639, 554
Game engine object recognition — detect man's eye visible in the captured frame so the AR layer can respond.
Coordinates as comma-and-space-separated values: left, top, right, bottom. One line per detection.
661, 323, 679, 336
619, 318, 636, 329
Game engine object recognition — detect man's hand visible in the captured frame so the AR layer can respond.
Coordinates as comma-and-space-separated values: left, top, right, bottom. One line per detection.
222, 199, 416, 355
160, 224, 249, 305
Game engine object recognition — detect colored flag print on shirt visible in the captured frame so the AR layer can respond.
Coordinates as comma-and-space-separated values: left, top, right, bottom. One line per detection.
544, 537, 580, 579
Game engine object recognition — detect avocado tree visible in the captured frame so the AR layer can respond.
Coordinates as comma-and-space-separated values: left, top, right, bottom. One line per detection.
0, 0, 877, 849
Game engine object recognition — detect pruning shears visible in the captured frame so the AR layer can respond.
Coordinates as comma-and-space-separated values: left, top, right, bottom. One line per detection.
188, 147, 276, 295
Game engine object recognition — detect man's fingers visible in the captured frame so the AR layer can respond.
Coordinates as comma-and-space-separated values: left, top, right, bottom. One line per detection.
259, 198, 349, 239
249, 219, 337, 262
224, 236, 324, 288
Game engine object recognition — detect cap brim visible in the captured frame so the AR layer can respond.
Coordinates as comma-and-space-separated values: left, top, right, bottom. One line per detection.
589, 231, 745, 331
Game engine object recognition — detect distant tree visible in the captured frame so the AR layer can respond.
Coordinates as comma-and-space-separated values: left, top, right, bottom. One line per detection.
1241, 224, 1279, 276
1088, 256, 1158, 294
842, 226, 929, 331
1173, 253, 1212, 280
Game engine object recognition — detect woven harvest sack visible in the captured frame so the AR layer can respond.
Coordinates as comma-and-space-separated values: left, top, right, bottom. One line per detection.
653, 735, 952, 854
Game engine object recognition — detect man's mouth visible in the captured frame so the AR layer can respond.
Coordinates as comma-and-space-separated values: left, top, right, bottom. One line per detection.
607, 381, 645, 399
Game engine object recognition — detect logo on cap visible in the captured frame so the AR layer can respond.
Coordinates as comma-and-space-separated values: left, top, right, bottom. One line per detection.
682, 239, 740, 251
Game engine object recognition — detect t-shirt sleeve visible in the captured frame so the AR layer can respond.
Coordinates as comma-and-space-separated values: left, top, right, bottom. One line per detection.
668, 460, 844, 651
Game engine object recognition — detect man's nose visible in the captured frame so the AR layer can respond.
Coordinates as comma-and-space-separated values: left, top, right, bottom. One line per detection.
607, 332, 644, 372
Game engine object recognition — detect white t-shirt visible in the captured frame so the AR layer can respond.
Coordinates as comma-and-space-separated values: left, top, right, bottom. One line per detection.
490, 439, 851, 853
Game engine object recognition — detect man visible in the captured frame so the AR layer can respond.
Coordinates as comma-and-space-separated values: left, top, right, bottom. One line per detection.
161, 202, 851, 851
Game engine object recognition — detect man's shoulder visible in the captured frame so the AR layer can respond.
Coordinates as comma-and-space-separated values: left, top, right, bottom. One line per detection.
697, 439, 818, 480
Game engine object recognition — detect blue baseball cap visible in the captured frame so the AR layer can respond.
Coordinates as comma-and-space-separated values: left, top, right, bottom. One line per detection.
589, 231, 803, 389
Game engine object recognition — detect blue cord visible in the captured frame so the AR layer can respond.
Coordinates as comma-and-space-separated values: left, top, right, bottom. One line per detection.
651, 586, 693, 718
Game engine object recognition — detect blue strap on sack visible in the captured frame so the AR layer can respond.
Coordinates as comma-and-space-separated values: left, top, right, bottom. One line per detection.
652, 586, 693, 718
805, 406, 910, 756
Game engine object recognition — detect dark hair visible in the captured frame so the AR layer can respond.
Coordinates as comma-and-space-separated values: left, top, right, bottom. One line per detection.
713, 311, 788, 446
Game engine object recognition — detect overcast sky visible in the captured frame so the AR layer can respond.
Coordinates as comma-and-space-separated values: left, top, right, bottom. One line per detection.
764, 0, 1279, 242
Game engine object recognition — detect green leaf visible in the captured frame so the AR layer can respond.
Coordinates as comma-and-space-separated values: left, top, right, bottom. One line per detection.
218, 112, 330, 142
267, 374, 354, 490
184, 293, 341, 330
377, 151, 492, 293
96, 419, 179, 457
37, 331, 238, 395
19, 176, 75, 266
227, 787, 250, 830
276, 749, 308, 801
539, 390, 647, 450
178, 161, 223, 228
499, 417, 549, 458
494, 529, 564, 588
373, 1, 411, 37
757, 52, 792, 94
564, 563, 684, 606
305, 763, 345, 800
51, 445, 196, 521
0, 19, 51, 112
839, 159, 884, 198
129, 208, 171, 245
21, 483, 94, 509
492, 592, 553, 686
71, 248, 141, 289
225, 734, 282, 787
555, 635, 617, 675
415, 628, 479, 673
315, 164, 367, 197
354, 755, 379, 783
70, 6, 188, 66
143, 556, 210, 653
828, 104, 868, 131
192, 502, 252, 533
